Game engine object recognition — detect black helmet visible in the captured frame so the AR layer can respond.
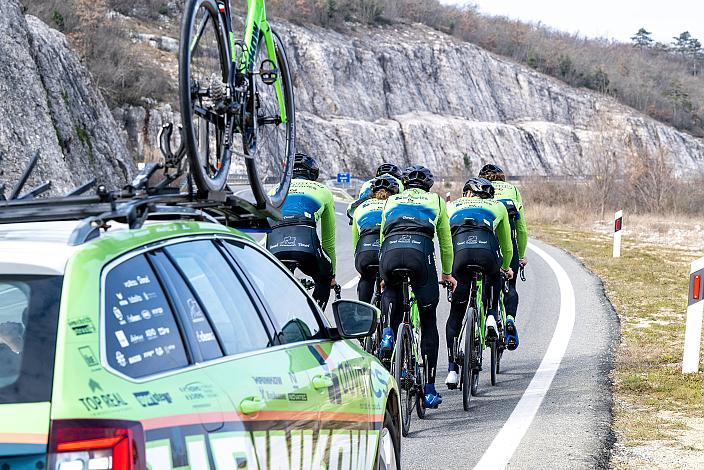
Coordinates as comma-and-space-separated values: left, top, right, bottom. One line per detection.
371, 174, 400, 196
376, 163, 402, 180
402, 165, 434, 191
463, 177, 495, 199
478, 163, 505, 182
292, 153, 319, 181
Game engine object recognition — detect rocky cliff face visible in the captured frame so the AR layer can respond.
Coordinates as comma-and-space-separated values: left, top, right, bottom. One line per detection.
280, 22, 704, 178
0, 0, 135, 197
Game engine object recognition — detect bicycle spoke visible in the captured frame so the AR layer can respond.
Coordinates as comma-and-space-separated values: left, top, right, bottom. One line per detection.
190, 10, 210, 52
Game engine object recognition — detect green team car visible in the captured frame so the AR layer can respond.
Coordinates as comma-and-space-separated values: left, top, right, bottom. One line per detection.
0, 197, 401, 469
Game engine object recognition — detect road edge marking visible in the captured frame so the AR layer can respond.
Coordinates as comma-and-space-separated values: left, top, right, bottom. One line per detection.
341, 276, 360, 290
474, 242, 576, 470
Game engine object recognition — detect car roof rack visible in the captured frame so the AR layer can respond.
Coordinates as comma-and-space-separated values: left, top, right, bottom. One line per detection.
0, 153, 280, 246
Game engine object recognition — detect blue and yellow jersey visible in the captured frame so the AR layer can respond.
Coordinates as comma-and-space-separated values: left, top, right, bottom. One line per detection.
277, 178, 336, 273
447, 197, 513, 270
351, 198, 386, 249
492, 181, 528, 259
380, 188, 453, 274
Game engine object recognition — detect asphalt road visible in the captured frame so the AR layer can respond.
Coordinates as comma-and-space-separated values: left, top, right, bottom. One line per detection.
243, 188, 617, 469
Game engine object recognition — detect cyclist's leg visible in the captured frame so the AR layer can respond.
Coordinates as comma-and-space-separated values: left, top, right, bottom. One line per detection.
446, 253, 471, 369
504, 235, 520, 318
354, 249, 378, 304
379, 244, 405, 349
403, 243, 437, 372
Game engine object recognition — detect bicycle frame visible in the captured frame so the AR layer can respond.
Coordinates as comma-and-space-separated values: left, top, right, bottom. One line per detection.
232, 0, 288, 123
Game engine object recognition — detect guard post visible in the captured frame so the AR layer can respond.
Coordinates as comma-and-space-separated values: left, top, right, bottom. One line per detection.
683, 257, 704, 373
613, 210, 623, 258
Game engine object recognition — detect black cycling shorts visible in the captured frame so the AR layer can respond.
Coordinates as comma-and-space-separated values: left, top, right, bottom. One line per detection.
451, 228, 502, 279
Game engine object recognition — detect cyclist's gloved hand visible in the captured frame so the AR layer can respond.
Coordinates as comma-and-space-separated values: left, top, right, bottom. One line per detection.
441, 273, 458, 292
519, 257, 528, 267
501, 267, 514, 280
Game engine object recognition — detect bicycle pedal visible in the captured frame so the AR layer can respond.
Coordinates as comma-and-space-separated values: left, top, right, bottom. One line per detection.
259, 59, 279, 85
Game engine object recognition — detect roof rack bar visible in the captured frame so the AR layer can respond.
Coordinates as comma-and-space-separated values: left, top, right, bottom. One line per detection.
66, 179, 96, 197
17, 181, 52, 200
10, 151, 40, 200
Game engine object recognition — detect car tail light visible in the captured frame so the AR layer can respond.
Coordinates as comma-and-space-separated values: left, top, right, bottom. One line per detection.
48, 420, 146, 470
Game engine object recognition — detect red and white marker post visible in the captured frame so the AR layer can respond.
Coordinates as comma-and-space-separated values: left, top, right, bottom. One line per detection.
683, 257, 704, 373
613, 210, 623, 258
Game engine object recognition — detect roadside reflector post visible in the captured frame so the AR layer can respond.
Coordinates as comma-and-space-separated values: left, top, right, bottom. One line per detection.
683, 257, 704, 374
613, 210, 623, 258
446, 191, 451, 202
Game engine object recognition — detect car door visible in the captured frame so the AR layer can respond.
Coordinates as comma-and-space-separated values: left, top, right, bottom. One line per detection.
221, 239, 381, 468
164, 238, 326, 469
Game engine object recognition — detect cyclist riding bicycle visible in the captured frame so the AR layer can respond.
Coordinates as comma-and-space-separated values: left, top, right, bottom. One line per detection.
444, 177, 514, 388
478, 164, 527, 350
378, 165, 457, 409
266, 153, 337, 306
351, 175, 400, 303
347, 163, 405, 222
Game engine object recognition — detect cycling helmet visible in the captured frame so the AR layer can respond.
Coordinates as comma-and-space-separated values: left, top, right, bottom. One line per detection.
292, 153, 319, 181
376, 163, 402, 180
402, 165, 434, 191
478, 163, 505, 182
463, 177, 495, 199
371, 174, 400, 196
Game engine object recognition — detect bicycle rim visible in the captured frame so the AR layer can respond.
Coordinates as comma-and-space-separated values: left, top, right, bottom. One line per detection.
239, 29, 295, 208
394, 325, 413, 437
471, 308, 481, 397
462, 309, 474, 411
179, 0, 231, 193
490, 341, 498, 386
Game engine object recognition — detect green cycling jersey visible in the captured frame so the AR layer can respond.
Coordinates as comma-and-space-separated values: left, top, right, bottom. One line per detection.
447, 196, 513, 270
276, 178, 337, 274
492, 180, 528, 259
351, 197, 386, 250
380, 188, 454, 275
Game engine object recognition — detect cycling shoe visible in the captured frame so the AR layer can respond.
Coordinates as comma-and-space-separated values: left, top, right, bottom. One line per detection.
506, 316, 519, 351
423, 384, 443, 409
379, 327, 394, 352
445, 370, 459, 389
486, 314, 498, 339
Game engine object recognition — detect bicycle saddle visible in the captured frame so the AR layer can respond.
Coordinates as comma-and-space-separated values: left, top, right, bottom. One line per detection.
391, 268, 414, 280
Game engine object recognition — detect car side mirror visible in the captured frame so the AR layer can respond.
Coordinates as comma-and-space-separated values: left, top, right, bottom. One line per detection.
331, 300, 378, 339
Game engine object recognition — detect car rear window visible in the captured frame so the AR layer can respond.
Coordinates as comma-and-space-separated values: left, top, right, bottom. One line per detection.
103, 255, 189, 379
0, 275, 62, 404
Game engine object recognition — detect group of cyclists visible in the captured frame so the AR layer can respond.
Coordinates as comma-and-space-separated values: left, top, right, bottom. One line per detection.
266, 153, 528, 410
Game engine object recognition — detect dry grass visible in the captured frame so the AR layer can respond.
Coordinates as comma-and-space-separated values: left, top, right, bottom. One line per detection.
529, 209, 704, 468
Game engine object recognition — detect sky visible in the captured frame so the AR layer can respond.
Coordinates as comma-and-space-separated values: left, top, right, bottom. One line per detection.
440, 0, 704, 44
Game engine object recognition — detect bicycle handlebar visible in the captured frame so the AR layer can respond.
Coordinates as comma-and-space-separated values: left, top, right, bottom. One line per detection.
439, 281, 453, 302
519, 265, 527, 282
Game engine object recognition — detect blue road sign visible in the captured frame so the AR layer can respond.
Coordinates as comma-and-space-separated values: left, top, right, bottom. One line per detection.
337, 172, 351, 184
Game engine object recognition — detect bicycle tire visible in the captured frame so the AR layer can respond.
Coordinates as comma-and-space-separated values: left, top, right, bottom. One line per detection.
242, 29, 295, 208
490, 340, 498, 386
462, 308, 476, 411
179, 0, 231, 194
415, 353, 426, 419
470, 308, 481, 397
393, 324, 413, 437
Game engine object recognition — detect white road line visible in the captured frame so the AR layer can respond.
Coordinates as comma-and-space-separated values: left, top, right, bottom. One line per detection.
335, 211, 345, 217
233, 188, 250, 196
341, 276, 360, 290
257, 237, 266, 246
474, 242, 576, 470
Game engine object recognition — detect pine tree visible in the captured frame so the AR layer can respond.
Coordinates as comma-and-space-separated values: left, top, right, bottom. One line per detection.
631, 28, 653, 51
